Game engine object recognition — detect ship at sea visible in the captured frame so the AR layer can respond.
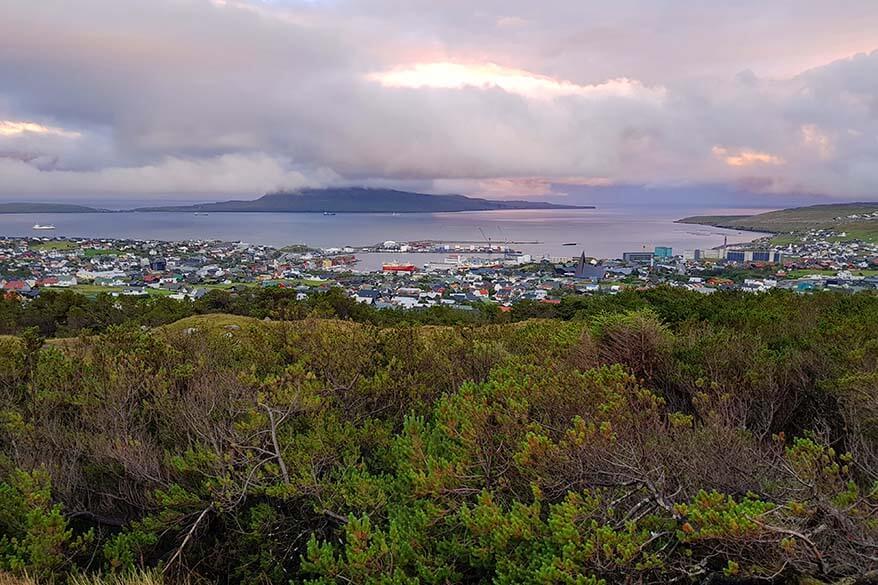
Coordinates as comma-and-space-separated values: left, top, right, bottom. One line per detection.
323, 211, 337, 216
32, 224, 56, 230
382, 262, 416, 273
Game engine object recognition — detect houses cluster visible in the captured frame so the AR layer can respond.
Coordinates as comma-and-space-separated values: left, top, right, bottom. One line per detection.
0, 236, 283, 299
4, 232, 878, 307
339, 253, 637, 310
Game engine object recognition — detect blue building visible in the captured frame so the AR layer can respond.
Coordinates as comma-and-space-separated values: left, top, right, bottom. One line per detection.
654, 246, 673, 259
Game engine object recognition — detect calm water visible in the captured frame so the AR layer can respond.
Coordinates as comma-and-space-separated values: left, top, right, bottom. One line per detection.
0, 208, 766, 265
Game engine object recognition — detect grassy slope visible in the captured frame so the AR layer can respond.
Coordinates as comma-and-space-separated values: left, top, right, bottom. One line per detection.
44, 281, 322, 300
678, 202, 878, 241
156, 313, 268, 335
151, 313, 345, 344
674, 214, 750, 226
29, 241, 77, 251
43, 285, 174, 298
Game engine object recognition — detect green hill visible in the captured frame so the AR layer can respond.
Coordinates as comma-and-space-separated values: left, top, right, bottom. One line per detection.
678, 202, 878, 240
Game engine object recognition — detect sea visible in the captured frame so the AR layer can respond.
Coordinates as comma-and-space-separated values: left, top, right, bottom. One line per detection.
0, 207, 769, 271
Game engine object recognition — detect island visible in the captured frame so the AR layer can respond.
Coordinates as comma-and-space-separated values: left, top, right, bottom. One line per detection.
0, 203, 106, 214
133, 187, 594, 213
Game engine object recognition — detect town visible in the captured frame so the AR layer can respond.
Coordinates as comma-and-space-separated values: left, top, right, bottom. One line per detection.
2, 228, 878, 309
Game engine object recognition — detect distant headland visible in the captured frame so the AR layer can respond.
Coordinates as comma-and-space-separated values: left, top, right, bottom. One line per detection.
0, 203, 108, 214
0, 188, 593, 214
133, 187, 594, 213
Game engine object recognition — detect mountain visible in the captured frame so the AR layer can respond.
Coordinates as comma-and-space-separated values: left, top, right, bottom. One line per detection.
0, 202, 106, 214
677, 202, 878, 233
134, 188, 593, 213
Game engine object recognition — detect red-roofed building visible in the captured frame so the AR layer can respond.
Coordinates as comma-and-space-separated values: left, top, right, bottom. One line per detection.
1, 280, 30, 291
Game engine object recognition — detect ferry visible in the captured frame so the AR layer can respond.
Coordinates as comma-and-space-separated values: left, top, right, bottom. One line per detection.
382, 262, 416, 273
32, 224, 56, 230
323, 211, 337, 216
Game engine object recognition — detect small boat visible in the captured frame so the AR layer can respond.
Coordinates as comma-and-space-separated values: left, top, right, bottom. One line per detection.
562, 242, 578, 246
32, 224, 56, 230
323, 211, 337, 216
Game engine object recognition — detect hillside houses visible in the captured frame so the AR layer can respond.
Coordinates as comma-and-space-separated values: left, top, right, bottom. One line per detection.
4, 233, 878, 309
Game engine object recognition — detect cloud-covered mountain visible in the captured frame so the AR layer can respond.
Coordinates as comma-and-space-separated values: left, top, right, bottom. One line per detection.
134, 188, 591, 213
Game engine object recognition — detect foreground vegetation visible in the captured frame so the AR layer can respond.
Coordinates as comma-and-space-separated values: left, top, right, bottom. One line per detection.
1, 288, 878, 583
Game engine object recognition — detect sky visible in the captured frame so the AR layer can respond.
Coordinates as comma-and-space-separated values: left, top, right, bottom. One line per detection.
1, 0, 877, 206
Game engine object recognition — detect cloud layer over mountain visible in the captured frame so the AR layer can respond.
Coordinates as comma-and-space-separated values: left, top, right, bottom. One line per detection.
1, 0, 877, 201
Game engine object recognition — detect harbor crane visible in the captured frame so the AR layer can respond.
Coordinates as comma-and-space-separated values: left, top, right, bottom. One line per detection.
478, 227, 491, 247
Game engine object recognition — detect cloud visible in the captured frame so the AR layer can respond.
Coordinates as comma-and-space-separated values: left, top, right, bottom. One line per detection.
0, 120, 81, 139
0, 153, 339, 196
800, 124, 834, 159
712, 146, 785, 167
0, 0, 877, 201
368, 62, 664, 101
495, 16, 528, 30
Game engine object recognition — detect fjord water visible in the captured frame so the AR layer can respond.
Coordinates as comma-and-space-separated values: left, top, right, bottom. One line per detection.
0, 207, 764, 260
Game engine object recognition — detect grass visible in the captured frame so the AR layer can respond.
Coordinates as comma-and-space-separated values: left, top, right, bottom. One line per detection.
29, 241, 76, 251
0, 570, 164, 585
785, 268, 878, 278
680, 203, 878, 233
83, 248, 122, 257
827, 222, 878, 243
767, 233, 803, 246
45, 285, 174, 298
0, 335, 22, 350
676, 215, 751, 226
69, 571, 164, 585
200, 279, 326, 290
0, 574, 36, 585
198, 282, 261, 291
42, 279, 324, 300
156, 313, 272, 337
27, 242, 126, 256
685, 209, 878, 244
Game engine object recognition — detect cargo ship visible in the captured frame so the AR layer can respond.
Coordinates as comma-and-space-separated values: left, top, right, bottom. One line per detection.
382, 262, 416, 273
